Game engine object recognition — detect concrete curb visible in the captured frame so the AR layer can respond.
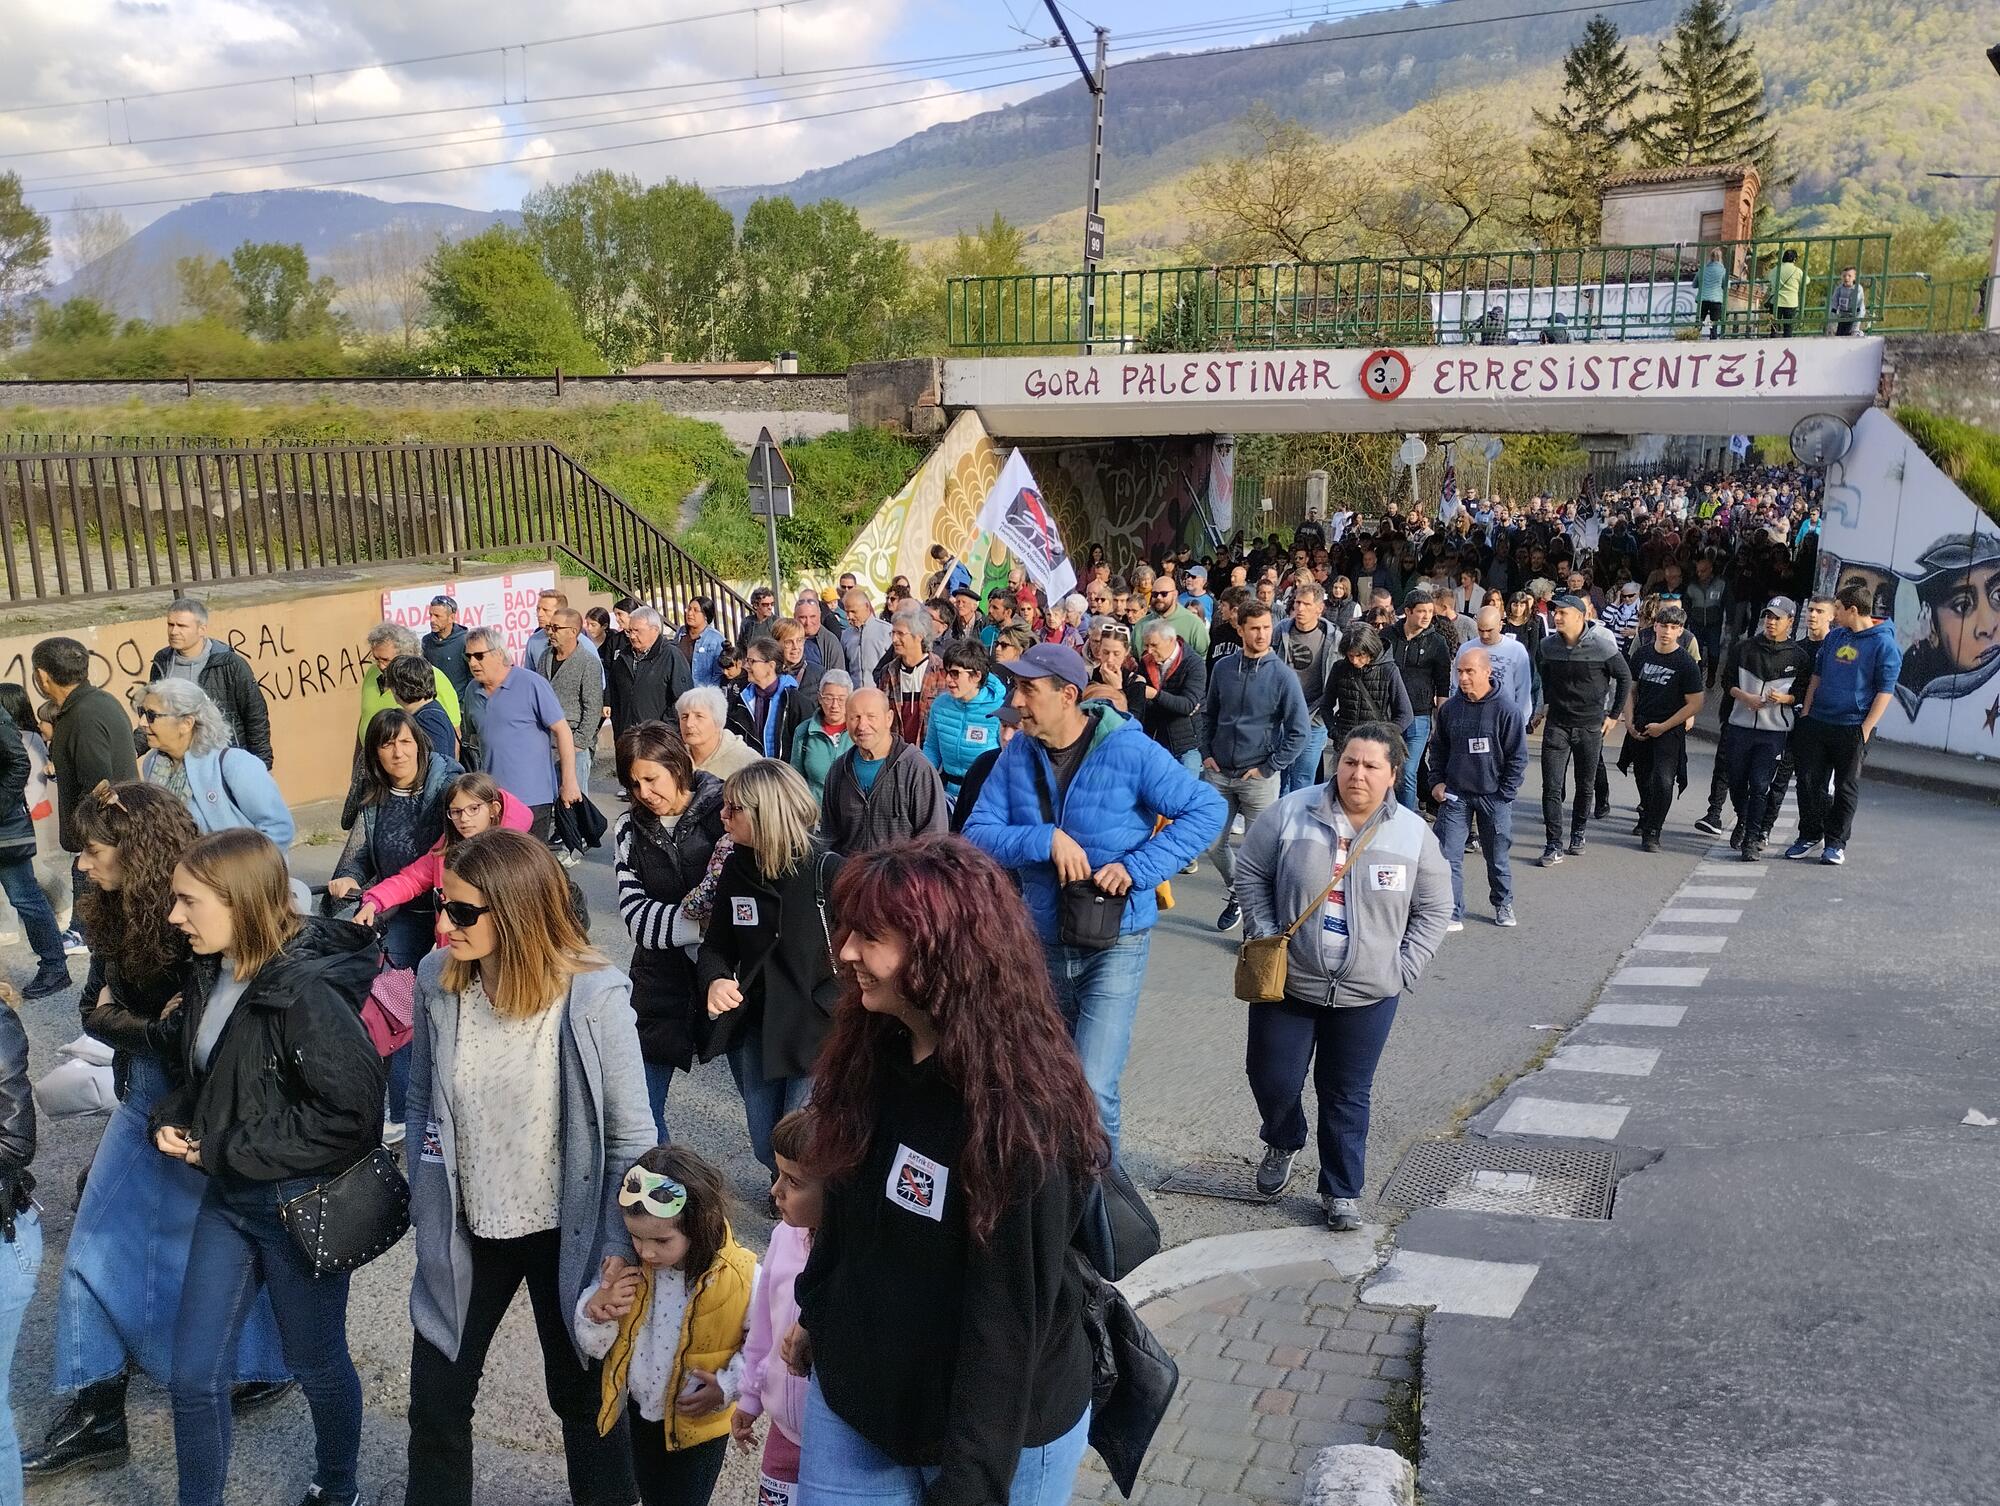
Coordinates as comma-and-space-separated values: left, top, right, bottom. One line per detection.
1117, 1223, 1388, 1310
1687, 697, 2000, 807
1300, 1444, 1416, 1506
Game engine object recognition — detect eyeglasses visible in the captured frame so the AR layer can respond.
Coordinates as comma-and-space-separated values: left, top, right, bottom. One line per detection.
465, 649, 496, 662
137, 707, 187, 724
619, 1167, 688, 1220
440, 899, 492, 929
446, 803, 492, 823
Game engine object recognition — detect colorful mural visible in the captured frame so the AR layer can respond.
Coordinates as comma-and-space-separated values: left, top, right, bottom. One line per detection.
1813, 408, 2000, 758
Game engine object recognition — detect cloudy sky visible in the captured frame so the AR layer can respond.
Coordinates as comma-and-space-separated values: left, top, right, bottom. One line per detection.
0, 0, 1369, 241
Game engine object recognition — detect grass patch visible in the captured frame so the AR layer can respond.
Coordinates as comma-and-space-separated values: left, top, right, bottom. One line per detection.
1895, 405, 2000, 523
1381, 1311, 1426, 1468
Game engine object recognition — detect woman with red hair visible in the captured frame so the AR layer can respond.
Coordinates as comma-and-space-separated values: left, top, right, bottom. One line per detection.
794, 835, 1106, 1505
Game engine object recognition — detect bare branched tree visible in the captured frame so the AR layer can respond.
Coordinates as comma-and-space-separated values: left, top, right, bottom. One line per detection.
1182, 106, 1376, 263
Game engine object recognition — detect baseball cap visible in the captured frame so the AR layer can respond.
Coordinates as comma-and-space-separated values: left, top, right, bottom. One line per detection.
429, 594, 458, 611
1186, 565, 1208, 581
997, 642, 1090, 691
1654, 603, 1688, 625
1761, 595, 1798, 619
995, 704, 1022, 728
1550, 593, 1587, 614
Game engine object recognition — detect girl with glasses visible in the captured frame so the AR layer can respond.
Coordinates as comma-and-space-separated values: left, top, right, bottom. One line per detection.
403, 830, 656, 1506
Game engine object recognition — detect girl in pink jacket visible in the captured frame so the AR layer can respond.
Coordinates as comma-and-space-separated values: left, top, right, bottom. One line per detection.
354, 772, 532, 945
730, 1109, 822, 1501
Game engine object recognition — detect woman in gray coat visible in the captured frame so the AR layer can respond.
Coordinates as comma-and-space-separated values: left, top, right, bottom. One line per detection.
401, 829, 655, 1506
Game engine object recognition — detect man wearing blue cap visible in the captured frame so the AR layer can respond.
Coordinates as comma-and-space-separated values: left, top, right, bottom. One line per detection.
963, 643, 1225, 1152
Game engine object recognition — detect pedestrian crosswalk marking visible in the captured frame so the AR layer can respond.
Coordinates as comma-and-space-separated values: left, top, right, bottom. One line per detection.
1493, 1096, 1630, 1140
1588, 1003, 1686, 1027
1548, 1043, 1660, 1076
1362, 1249, 1541, 1319
1679, 885, 1757, 900
1633, 933, 1728, 953
1609, 965, 1709, 987
1656, 908, 1742, 923
1697, 863, 1765, 877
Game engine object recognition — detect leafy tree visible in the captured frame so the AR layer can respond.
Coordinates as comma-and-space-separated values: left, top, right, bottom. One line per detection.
0, 172, 52, 345
1362, 99, 1534, 256
421, 227, 606, 375
1181, 106, 1375, 262
1635, 0, 1780, 182
922, 212, 1030, 350
174, 255, 244, 326
731, 197, 911, 369
229, 241, 340, 341
629, 179, 738, 362
1528, 15, 1644, 245
522, 170, 648, 367
31, 297, 117, 344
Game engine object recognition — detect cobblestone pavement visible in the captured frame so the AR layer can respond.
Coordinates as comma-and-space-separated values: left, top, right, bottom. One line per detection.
1073, 1261, 1421, 1506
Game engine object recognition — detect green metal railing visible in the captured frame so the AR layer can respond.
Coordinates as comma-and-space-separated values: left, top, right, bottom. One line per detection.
947, 234, 1994, 352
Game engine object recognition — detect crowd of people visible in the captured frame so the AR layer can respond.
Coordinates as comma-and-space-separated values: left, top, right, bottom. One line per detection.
0, 455, 1907, 1506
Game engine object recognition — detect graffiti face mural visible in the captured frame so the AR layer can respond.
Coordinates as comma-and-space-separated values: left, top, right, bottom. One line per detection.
1897, 532, 2000, 712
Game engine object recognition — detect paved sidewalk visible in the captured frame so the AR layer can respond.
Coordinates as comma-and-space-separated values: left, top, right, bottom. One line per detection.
1072, 1261, 1422, 1506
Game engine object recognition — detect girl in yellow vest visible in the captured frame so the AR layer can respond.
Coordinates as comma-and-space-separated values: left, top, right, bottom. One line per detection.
576, 1146, 757, 1506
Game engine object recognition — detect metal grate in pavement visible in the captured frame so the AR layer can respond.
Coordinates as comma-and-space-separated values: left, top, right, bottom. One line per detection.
1156, 1158, 1278, 1203
1381, 1139, 1616, 1220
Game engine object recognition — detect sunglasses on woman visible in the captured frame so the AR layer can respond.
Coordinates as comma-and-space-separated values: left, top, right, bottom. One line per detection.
440, 899, 492, 929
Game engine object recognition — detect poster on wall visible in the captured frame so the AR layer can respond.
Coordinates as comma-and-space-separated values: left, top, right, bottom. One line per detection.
1811, 410, 2000, 758
976, 448, 1077, 602
381, 569, 554, 666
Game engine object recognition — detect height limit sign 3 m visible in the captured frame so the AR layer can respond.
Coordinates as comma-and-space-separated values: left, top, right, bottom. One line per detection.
1361, 349, 1412, 402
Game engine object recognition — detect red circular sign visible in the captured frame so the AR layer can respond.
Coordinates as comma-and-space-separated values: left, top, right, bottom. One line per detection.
1360, 349, 1412, 402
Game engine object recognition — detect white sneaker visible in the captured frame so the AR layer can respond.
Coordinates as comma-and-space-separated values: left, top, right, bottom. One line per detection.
556, 848, 583, 869
382, 1119, 406, 1147
1232, 815, 1246, 836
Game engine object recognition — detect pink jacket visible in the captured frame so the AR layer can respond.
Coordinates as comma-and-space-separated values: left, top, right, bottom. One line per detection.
735, 1222, 810, 1445
360, 789, 535, 945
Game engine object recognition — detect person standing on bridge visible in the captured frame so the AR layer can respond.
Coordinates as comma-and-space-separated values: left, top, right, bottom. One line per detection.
1235, 722, 1452, 1227
145, 598, 272, 769
1767, 248, 1806, 338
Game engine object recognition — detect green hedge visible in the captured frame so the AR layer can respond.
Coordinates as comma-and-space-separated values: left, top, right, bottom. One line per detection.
1896, 406, 2000, 524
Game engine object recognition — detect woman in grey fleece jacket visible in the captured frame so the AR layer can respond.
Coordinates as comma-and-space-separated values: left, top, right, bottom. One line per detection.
1233, 721, 1453, 1230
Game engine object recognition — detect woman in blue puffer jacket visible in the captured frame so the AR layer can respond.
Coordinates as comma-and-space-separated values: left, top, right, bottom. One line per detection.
920, 639, 1009, 801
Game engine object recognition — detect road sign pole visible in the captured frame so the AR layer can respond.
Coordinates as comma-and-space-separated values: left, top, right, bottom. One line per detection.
1044, 3, 1108, 354
758, 445, 783, 606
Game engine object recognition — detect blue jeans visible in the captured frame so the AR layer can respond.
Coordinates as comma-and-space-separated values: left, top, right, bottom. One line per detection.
727, 1030, 812, 1175
642, 1060, 675, 1144
0, 1210, 43, 1506
386, 1041, 412, 1127
1246, 995, 1400, 1199
0, 856, 63, 971
1044, 930, 1152, 1155
798, 1375, 1088, 1505
1397, 715, 1433, 810
1281, 721, 1330, 797
172, 1180, 362, 1506
1433, 793, 1515, 916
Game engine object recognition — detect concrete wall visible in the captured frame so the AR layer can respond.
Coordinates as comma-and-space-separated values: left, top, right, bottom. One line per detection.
0, 373, 848, 414
1601, 183, 1726, 247
0, 561, 603, 812
1874, 332, 2000, 429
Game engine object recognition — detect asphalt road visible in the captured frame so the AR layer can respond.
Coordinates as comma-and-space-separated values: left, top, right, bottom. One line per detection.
3, 747, 1722, 1504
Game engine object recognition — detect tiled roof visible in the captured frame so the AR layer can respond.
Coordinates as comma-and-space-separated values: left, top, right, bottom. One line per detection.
1601, 163, 1760, 189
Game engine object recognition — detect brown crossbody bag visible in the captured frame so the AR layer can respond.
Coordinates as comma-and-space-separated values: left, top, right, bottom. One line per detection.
1232, 819, 1378, 1004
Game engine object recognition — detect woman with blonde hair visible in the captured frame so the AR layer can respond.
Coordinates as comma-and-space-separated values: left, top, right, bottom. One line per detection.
695, 760, 842, 1179
151, 828, 384, 1506
402, 829, 655, 1506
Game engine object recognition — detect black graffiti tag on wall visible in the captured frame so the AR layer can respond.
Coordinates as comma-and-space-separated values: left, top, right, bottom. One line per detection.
1, 621, 367, 704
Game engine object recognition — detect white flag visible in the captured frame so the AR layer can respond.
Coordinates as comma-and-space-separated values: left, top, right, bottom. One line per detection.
976, 448, 1076, 601
1729, 434, 1750, 457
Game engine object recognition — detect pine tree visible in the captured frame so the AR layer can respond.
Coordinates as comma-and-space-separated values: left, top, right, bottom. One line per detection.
1528, 14, 1644, 245
1635, 0, 1779, 179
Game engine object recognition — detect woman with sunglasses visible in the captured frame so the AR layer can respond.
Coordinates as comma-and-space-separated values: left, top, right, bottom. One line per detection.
23, 785, 291, 1485
403, 829, 655, 1506
612, 725, 727, 1141
695, 760, 840, 1180
152, 828, 384, 1506
794, 837, 1107, 1505
137, 678, 294, 847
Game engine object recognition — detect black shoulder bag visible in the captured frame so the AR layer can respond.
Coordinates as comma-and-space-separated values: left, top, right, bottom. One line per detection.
1034, 758, 1126, 951
1072, 1161, 1177, 1498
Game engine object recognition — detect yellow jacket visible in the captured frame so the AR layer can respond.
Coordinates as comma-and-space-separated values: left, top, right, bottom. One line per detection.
595, 1232, 757, 1451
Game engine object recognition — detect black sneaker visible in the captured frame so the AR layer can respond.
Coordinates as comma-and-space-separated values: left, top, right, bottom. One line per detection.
232, 1379, 298, 1413
1216, 902, 1242, 932
22, 1378, 128, 1479
1566, 832, 1587, 857
294, 1489, 361, 1506
1593, 799, 1612, 821
1538, 845, 1564, 867
1728, 822, 1746, 850
1741, 841, 1764, 863
21, 961, 71, 1001
1254, 1144, 1296, 1198
1693, 814, 1725, 837
1630, 820, 1645, 837
1641, 834, 1661, 853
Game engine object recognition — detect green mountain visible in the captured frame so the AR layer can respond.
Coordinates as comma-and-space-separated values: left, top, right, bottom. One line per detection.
719, 0, 1998, 264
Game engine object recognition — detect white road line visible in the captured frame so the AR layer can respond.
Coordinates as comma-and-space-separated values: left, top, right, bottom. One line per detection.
1609, 965, 1709, 987
1547, 1043, 1660, 1076
1698, 863, 1765, 877
1633, 933, 1728, 953
1494, 1096, 1630, 1139
1588, 1002, 1686, 1027
1362, 1250, 1540, 1319
1680, 885, 1757, 900
1656, 907, 1742, 923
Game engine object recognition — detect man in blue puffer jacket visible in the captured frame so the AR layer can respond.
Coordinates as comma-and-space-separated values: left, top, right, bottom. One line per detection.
921, 640, 1009, 801
964, 644, 1226, 1151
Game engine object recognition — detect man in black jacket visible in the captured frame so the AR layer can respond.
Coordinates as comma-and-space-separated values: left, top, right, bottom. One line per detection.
421, 595, 473, 696
1534, 595, 1633, 866
1137, 620, 1206, 771
33, 637, 140, 954
1383, 589, 1455, 810
146, 599, 272, 767
606, 607, 692, 737
1425, 649, 1528, 930
1719, 597, 1816, 861
0, 703, 70, 998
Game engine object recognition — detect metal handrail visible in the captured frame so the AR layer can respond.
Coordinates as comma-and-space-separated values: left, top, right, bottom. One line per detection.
0, 438, 750, 630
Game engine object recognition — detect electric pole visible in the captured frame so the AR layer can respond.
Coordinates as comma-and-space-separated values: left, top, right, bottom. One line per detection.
1043, 4, 1108, 351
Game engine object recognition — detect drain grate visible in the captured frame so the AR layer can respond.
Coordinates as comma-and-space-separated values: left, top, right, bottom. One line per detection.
1381, 1140, 1616, 1220
1156, 1158, 1278, 1204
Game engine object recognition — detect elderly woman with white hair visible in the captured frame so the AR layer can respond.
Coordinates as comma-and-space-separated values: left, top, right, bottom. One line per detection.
788, 668, 853, 802
138, 678, 295, 847
1057, 592, 1091, 650
871, 600, 949, 747
677, 684, 758, 781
